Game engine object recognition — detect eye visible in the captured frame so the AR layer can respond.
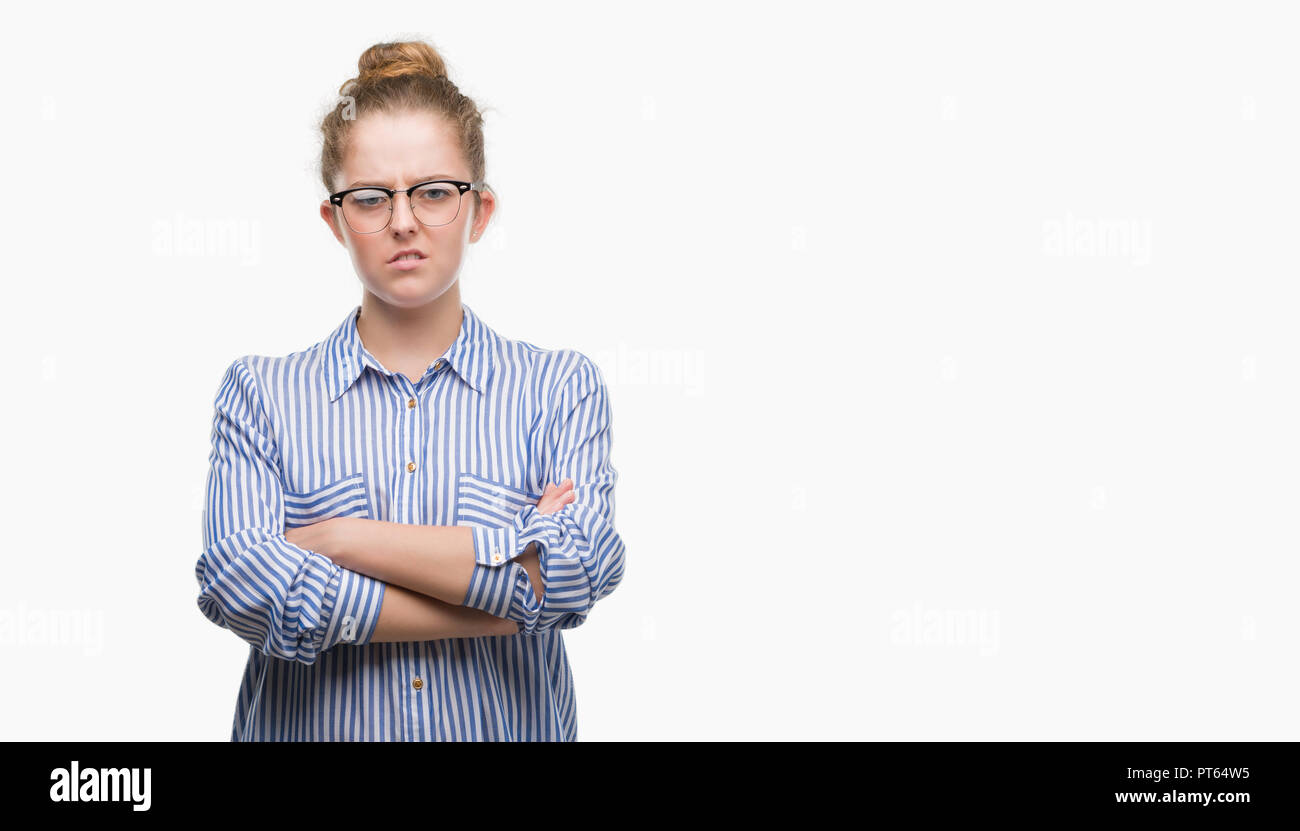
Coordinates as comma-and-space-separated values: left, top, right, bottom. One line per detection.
347, 189, 389, 209
414, 184, 455, 202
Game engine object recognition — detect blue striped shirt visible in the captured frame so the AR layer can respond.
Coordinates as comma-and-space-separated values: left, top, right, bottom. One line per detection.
196, 302, 626, 740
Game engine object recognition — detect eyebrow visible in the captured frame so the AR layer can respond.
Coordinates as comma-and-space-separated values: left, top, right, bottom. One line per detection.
346, 174, 458, 188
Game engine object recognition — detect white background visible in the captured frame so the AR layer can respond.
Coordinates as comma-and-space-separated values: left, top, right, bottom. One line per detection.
1, 1, 1297, 740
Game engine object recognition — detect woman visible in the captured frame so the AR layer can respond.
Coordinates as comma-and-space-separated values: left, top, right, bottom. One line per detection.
196, 40, 626, 741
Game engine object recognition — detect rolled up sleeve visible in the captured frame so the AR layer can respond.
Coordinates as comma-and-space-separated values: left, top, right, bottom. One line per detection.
195, 358, 387, 663
461, 355, 626, 635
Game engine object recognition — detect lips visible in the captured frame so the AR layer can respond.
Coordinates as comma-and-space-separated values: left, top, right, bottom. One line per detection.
388, 248, 426, 263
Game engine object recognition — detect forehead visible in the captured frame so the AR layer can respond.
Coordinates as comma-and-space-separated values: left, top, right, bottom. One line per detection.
340, 110, 467, 188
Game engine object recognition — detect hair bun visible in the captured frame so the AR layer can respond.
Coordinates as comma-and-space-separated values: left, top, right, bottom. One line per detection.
354, 40, 448, 87
321, 38, 487, 201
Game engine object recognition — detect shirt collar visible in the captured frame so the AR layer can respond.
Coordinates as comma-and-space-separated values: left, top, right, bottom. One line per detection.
322, 302, 496, 402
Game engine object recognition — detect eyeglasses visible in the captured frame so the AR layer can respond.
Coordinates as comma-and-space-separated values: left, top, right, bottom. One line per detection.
328, 179, 483, 234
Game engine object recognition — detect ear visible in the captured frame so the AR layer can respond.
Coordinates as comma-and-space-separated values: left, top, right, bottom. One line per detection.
470, 188, 497, 241
320, 200, 347, 246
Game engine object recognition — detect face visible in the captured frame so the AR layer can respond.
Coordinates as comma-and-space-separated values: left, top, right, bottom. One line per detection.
319, 109, 495, 309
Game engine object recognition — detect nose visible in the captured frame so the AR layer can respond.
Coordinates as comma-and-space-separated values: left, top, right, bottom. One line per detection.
388, 192, 419, 232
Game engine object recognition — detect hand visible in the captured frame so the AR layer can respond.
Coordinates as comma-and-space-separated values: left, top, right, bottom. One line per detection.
536, 478, 576, 514
284, 517, 347, 565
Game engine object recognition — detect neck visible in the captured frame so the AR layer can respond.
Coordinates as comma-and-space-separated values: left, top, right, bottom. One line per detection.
356, 287, 464, 372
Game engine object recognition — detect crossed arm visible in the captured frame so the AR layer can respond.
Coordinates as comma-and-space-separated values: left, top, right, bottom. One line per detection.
284, 481, 576, 642
197, 354, 625, 661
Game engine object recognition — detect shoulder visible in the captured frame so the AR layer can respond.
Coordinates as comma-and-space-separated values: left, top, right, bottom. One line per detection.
491, 332, 606, 401
221, 334, 331, 394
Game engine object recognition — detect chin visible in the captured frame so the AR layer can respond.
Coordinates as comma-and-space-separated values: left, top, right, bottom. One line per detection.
365, 277, 456, 306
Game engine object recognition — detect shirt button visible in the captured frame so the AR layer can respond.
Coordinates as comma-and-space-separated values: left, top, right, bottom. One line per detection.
407, 462, 416, 473
434, 359, 444, 370
412, 677, 423, 690
492, 552, 503, 563
407, 397, 416, 408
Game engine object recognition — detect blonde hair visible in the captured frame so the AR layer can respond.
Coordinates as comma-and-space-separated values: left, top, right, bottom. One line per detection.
319, 40, 491, 220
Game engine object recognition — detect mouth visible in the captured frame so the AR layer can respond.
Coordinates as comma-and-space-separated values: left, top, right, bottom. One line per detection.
388, 248, 426, 263
388, 249, 427, 269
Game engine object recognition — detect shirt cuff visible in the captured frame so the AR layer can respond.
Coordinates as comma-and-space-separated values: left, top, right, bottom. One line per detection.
470, 525, 521, 566
319, 564, 387, 652
470, 505, 557, 566
463, 506, 552, 632
462, 560, 541, 630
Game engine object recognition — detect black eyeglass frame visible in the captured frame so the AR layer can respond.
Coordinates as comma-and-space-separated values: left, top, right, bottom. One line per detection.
327, 179, 485, 233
